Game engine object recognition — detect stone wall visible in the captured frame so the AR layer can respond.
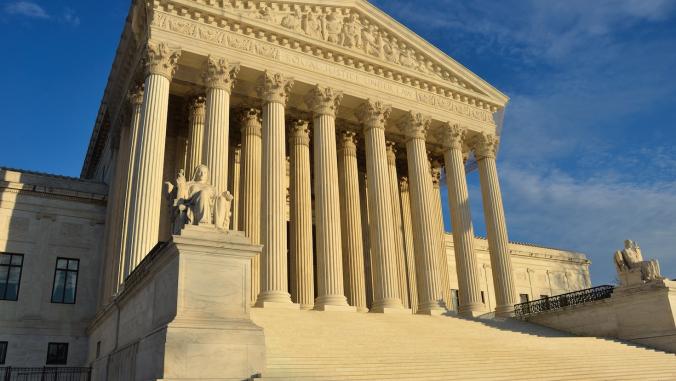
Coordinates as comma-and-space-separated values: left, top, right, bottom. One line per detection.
0, 168, 107, 367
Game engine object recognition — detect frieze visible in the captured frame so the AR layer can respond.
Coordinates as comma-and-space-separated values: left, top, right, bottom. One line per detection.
151, 11, 493, 124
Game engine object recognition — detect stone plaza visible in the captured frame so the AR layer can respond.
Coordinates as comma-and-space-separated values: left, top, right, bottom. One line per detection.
1, 0, 675, 380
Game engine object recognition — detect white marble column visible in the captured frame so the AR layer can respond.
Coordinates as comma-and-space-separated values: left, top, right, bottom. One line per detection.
386, 142, 410, 309
398, 111, 446, 314
256, 71, 295, 307
239, 108, 263, 304
441, 124, 483, 316
430, 161, 452, 309
472, 132, 518, 316
289, 120, 315, 310
186, 96, 206, 178
305, 85, 351, 311
338, 130, 368, 312
230, 145, 241, 230
399, 177, 419, 314
124, 42, 180, 272
202, 55, 239, 196
356, 100, 404, 313
358, 171, 374, 308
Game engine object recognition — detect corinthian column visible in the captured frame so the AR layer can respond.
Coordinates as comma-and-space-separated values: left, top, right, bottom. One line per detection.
202, 56, 239, 196
186, 96, 206, 178
386, 142, 410, 309
255, 71, 295, 307
124, 41, 180, 272
398, 111, 445, 314
399, 177, 418, 314
239, 108, 263, 304
305, 85, 351, 311
441, 124, 483, 316
118, 84, 144, 281
356, 100, 404, 313
430, 161, 452, 308
289, 120, 314, 310
338, 131, 368, 312
230, 145, 241, 230
471, 133, 517, 316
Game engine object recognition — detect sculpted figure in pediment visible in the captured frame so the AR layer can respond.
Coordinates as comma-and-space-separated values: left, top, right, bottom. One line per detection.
257, 5, 275, 23
323, 11, 343, 44
362, 24, 383, 57
281, 9, 303, 32
303, 11, 323, 39
383, 36, 401, 64
341, 13, 363, 48
399, 46, 419, 70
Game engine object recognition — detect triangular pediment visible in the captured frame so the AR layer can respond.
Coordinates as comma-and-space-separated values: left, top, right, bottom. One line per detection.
167, 0, 508, 107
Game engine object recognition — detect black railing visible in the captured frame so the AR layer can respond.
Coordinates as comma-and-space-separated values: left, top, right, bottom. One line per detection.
514, 285, 615, 318
0, 367, 91, 381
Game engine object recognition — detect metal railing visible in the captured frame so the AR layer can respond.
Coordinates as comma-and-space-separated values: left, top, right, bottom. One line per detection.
514, 285, 615, 318
0, 367, 91, 381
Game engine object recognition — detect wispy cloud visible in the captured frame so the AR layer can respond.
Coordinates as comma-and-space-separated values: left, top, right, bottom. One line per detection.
3, 1, 80, 26
4, 1, 49, 19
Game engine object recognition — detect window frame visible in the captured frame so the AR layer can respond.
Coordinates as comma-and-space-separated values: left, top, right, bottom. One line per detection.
519, 293, 530, 303
50, 257, 80, 305
0, 341, 7, 365
0, 253, 24, 301
46, 342, 69, 365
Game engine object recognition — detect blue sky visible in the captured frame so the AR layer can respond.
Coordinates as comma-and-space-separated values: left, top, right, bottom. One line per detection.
1, 0, 675, 284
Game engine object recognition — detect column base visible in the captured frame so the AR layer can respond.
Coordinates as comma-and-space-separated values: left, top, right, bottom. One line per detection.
254, 291, 296, 309
458, 302, 486, 318
357, 306, 370, 313
314, 304, 357, 312
371, 306, 412, 314
314, 294, 350, 310
495, 303, 516, 318
299, 303, 315, 310
416, 300, 447, 316
254, 301, 300, 310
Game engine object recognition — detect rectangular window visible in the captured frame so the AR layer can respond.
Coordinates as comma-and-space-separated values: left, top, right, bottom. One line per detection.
519, 293, 530, 303
46, 342, 68, 365
0, 253, 23, 301
51, 258, 79, 304
480, 291, 486, 304
0, 341, 7, 364
450, 289, 459, 311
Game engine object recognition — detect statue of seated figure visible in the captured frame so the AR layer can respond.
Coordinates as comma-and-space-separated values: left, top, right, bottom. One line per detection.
613, 240, 663, 287
165, 165, 234, 234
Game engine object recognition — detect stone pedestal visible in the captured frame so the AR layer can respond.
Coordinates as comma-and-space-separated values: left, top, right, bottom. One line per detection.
88, 225, 265, 381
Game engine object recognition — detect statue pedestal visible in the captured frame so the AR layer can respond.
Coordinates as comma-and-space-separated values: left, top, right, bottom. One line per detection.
88, 225, 265, 381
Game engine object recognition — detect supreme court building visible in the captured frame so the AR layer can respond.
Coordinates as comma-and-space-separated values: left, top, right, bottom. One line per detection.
0, 0, 632, 379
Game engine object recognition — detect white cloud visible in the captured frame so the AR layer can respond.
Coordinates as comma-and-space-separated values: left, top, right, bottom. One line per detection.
4, 1, 49, 19
61, 8, 80, 26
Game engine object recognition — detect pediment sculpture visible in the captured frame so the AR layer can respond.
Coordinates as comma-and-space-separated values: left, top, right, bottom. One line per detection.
613, 240, 663, 287
164, 165, 234, 234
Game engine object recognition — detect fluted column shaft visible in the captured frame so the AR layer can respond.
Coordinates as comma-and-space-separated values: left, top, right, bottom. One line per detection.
386, 143, 410, 309
124, 42, 180, 273
356, 100, 403, 312
442, 125, 483, 316
473, 133, 517, 316
202, 56, 238, 196
399, 112, 445, 314
306, 85, 350, 309
186, 96, 206, 178
239, 109, 263, 304
431, 163, 452, 308
289, 120, 315, 310
338, 131, 368, 312
399, 177, 418, 314
230, 146, 241, 230
256, 72, 294, 306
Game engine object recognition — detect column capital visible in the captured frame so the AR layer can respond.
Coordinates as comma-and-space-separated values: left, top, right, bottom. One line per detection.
338, 130, 358, 156
144, 41, 181, 79
430, 163, 442, 189
398, 111, 431, 141
385, 141, 397, 165
239, 108, 262, 137
355, 99, 392, 131
440, 123, 468, 150
128, 84, 144, 106
289, 119, 310, 146
257, 71, 294, 105
188, 96, 206, 119
471, 132, 499, 160
305, 85, 343, 117
203, 55, 240, 92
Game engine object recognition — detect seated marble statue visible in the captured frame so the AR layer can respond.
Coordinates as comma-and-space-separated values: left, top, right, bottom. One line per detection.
165, 165, 234, 234
613, 240, 662, 286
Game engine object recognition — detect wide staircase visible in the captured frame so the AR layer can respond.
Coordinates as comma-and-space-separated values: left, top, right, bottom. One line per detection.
251, 308, 676, 381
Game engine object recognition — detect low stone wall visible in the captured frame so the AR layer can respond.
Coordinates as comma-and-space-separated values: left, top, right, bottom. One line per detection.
527, 279, 676, 354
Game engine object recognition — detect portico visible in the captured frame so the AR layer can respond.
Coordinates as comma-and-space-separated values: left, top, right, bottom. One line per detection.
91, 0, 516, 317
